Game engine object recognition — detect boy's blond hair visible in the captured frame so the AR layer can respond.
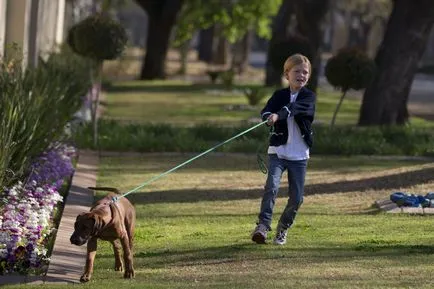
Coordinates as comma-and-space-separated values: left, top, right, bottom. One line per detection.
283, 54, 311, 75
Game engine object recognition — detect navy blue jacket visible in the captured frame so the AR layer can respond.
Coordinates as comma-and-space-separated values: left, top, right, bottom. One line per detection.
260, 87, 316, 148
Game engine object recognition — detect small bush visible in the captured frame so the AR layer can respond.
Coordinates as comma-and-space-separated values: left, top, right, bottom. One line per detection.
243, 87, 267, 106
67, 14, 128, 61
325, 47, 376, 92
206, 70, 221, 84
68, 14, 128, 147
220, 69, 235, 89
324, 47, 376, 127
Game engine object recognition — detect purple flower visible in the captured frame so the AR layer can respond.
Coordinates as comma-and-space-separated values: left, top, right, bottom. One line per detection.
0, 142, 76, 275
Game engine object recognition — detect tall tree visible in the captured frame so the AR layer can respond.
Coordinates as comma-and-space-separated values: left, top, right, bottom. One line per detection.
197, 26, 214, 62
135, 0, 185, 80
265, 0, 294, 86
175, 0, 281, 68
232, 29, 254, 73
358, 0, 434, 125
293, 0, 330, 92
265, 0, 330, 91
332, 0, 391, 51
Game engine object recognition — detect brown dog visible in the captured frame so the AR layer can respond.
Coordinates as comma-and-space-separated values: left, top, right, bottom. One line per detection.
70, 187, 136, 282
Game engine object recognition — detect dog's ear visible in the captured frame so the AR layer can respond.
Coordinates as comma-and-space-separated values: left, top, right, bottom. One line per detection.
77, 212, 86, 218
76, 212, 87, 220
76, 213, 98, 234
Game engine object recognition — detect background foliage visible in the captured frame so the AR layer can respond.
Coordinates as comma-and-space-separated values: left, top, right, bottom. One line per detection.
174, 0, 281, 45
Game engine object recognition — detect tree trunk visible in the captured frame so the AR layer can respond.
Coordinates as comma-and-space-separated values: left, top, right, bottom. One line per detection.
293, 0, 330, 92
179, 39, 190, 75
135, 0, 184, 80
331, 90, 347, 128
198, 26, 214, 63
358, 0, 434, 126
90, 61, 103, 148
265, 0, 294, 86
212, 25, 229, 65
232, 30, 253, 74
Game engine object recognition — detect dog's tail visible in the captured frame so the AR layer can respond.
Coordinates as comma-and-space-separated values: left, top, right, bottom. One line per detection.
88, 187, 121, 195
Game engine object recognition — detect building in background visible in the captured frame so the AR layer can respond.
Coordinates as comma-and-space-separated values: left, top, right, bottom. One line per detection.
0, 0, 96, 67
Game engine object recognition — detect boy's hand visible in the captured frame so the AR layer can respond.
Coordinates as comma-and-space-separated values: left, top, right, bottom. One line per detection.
267, 114, 278, 126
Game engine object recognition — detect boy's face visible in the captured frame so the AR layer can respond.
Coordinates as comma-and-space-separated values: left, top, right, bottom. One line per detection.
285, 63, 310, 91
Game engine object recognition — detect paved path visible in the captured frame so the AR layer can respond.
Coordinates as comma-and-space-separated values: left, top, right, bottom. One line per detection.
45, 150, 98, 284
0, 150, 98, 285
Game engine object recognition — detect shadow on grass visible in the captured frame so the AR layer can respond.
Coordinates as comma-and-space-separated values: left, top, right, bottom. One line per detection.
304, 166, 434, 196
94, 243, 434, 269
126, 167, 434, 204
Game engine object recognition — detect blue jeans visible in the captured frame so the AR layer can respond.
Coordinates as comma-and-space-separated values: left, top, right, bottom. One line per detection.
258, 154, 307, 230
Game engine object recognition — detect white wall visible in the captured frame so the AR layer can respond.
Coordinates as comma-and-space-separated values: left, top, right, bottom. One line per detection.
0, 0, 7, 58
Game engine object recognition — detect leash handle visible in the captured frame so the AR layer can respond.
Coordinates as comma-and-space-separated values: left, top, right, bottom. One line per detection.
118, 120, 268, 199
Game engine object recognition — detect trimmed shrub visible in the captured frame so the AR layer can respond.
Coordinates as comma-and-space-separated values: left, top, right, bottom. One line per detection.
325, 47, 376, 127
325, 47, 376, 91
243, 87, 268, 106
67, 14, 128, 61
67, 13, 128, 148
220, 69, 235, 89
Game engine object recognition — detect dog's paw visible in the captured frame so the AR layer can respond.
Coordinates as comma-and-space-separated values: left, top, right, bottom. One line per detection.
80, 274, 91, 283
123, 268, 135, 279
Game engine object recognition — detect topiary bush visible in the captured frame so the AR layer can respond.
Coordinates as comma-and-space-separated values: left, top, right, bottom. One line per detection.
67, 13, 128, 148
325, 47, 376, 127
67, 14, 128, 61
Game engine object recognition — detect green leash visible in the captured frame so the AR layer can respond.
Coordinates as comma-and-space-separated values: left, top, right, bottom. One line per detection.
113, 120, 268, 202
256, 124, 276, 175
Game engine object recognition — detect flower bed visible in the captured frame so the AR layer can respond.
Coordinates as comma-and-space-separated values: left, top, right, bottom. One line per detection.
0, 143, 76, 275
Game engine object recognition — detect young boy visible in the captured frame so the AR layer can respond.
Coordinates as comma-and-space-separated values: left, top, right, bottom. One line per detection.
252, 53, 316, 245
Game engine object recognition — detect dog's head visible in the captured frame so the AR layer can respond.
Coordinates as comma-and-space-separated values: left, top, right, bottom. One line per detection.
70, 213, 101, 246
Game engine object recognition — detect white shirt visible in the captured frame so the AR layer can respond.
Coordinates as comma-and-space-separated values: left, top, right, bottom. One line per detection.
267, 91, 310, 160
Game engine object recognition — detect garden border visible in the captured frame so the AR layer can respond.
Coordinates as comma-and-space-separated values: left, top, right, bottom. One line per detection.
0, 150, 99, 285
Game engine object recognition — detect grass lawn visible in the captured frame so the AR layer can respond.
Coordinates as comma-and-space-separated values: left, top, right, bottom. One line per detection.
101, 80, 434, 127
101, 81, 363, 126
7, 153, 434, 289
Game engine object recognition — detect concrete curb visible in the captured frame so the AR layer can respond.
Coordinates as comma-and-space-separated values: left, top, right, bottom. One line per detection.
0, 150, 99, 285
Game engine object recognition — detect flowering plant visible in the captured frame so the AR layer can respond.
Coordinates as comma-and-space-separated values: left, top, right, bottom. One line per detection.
0, 143, 76, 275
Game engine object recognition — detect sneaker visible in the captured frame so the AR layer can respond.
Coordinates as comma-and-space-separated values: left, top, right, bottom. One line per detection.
251, 223, 269, 244
273, 228, 288, 245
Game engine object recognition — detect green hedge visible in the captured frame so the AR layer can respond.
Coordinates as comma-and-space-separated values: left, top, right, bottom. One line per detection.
74, 120, 434, 156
